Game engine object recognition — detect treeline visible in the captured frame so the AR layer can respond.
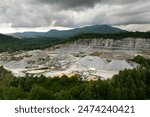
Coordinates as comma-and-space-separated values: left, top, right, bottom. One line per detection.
1, 32, 150, 53
70, 31, 150, 41
0, 56, 150, 100
0, 33, 66, 53
131, 55, 150, 68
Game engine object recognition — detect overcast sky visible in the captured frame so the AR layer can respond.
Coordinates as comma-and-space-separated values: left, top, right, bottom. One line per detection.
0, 0, 150, 33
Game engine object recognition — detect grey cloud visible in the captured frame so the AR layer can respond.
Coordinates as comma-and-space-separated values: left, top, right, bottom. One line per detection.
100, 0, 143, 5
35, 0, 143, 9
36, 0, 101, 10
0, 0, 150, 29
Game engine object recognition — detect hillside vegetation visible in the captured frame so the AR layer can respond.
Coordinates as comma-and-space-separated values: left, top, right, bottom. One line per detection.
0, 32, 150, 53
12, 25, 125, 38
0, 34, 65, 53
70, 31, 150, 41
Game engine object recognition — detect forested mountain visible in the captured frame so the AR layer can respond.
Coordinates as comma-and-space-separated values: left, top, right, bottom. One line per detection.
0, 33, 20, 42
11, 25, 125, 38
0, 33, 64, 52
12, 32, 44, 38
1, 31, 150, 53
44, 25, 125, 38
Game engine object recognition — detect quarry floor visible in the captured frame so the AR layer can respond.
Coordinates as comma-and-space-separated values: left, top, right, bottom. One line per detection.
0, 44, 149, 80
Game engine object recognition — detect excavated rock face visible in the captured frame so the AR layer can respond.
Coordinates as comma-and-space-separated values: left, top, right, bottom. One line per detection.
72, 38, 150, 51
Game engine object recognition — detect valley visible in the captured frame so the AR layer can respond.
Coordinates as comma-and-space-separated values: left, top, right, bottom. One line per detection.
0, 27, 150, 81
0, 37, 149, 80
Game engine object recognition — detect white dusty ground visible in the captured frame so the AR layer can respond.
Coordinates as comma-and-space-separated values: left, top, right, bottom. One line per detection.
0, 44, 147, 80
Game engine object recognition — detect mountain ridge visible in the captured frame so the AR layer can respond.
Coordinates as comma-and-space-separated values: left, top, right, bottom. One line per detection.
11, 25, 126, 38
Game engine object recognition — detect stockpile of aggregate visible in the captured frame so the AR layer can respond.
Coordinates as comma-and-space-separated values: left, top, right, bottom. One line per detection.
105, 60, 133, 70
4, 59, 29, 69
78, 56, 108, 69
78, 56, 133, 71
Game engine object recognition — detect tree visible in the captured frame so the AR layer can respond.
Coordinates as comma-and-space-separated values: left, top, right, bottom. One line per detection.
79, 83, 96, 100
4, 87, 25, 100
106, 83, 116, 100
28, 85, 53, 100
128, 89, 136, 100
56, 90, 72, 100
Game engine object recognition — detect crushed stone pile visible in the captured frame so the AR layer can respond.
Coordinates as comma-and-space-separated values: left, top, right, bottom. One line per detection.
4, 59, 30, 69
77, 56, 133, 71
105, 60, 133, 70
78, 56, 108, 69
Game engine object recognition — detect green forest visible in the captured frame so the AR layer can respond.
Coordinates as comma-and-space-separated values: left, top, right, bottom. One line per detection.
0, 31, 150, 53
0, 55, 150, 100
0, 33, 66, 53
70, 31, 150, 40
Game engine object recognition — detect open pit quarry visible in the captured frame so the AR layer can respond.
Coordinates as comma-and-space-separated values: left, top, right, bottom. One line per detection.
0, 38, 149, 80
72, 38, 150, 50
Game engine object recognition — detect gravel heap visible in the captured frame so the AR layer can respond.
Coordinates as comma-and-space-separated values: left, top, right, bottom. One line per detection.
78, 56, 108, 69
78, 56, 133, 71
4, 59, 29, 69
105, 60, 133, 70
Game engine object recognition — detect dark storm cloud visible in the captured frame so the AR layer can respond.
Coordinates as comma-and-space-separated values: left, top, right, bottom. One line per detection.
0, 0, 150, 29
35, 0, 143, 9
36, 0, 101, 9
